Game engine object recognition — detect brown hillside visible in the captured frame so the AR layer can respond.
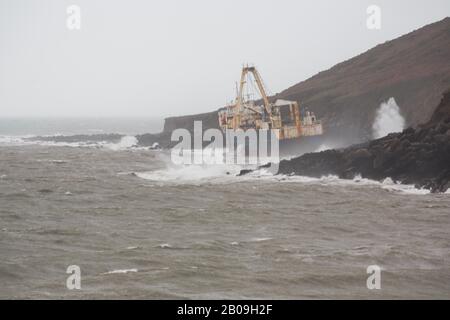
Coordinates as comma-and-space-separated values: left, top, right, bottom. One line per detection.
275, 17, 450, 143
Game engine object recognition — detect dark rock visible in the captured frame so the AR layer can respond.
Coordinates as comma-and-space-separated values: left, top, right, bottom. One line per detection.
349, 148, 372, 159
276, 89, 450, 193
237, 169, 253, 176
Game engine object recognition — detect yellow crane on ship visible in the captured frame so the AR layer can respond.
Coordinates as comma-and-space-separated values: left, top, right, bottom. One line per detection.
218, 65, 323, 140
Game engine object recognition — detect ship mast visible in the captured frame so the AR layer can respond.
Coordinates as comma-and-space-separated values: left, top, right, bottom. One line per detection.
235, 65, 273, 126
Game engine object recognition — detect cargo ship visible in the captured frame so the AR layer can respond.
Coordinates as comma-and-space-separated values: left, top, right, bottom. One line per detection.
218, 65, 324, 156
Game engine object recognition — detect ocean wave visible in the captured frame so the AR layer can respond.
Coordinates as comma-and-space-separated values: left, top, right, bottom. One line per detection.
0, 135, 34, 145
272, 174, 431, 195
135, 163, 245, 183
134, 162, 437, 195
103, 268, 138, 275
104, 136, 138, 151
0, 134, 146, 151
247, 237, 273, 242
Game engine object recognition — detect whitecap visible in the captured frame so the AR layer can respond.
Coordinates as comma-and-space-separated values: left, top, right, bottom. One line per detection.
50, 160, 68, 164
133, 154, 436, 195
135, 163, 243, 184
0, 135, 28, 146
0, 134, 142, 151
248, 237, 273, 242
104, 136, 138, 151
103, 268, 138, 274
271, 174, 431, 195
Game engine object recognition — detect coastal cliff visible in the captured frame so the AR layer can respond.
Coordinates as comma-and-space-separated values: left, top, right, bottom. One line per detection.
136, 111, 219, 148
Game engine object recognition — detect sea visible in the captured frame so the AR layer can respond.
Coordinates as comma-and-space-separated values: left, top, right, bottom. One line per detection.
0, 118, 449, 299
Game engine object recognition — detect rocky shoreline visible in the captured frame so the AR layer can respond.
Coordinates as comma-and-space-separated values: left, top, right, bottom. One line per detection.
272, 90, 450, 193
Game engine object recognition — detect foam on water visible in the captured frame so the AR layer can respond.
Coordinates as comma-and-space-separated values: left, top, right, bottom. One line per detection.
1, 142, 449, 299
0, 134, 442, 195
0, 134, 142, 151
315, 144, 332, 152
135, 163, 436, 195
248, 237, 273, 242
275, 174, 431, 195
372, 97, 405, 138
135, 163, 245, 183
0, 135, 33, 145
104, 136, 138, 151
0, 135, 103, 148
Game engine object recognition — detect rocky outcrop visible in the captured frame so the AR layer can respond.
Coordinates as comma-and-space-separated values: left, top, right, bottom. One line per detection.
27, 133, 124, 143
276, 89, 450, 192
136, 111, 219, 148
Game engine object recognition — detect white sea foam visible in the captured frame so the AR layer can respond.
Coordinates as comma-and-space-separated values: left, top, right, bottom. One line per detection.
0, 134, 143, 151
1, 133, 440, 195
103, 268, 138, 274
248, 237, 273, 242
135, 163, 244, 183
277, 174, 431, 195
105, 136, 138, 151
0, 135, 104, 148
50, 160, 69, 164
0, 135, 30, 145
315, 144, 332, 152
380, 179, 430, 195
135, 163, 437, 195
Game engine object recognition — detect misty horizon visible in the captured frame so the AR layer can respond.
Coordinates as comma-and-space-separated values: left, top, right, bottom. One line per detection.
1, 0, 449, 118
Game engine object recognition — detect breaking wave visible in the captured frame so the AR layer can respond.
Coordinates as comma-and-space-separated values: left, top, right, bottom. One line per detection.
134, 161, 434, 195
0, 134, 144, 151
1, 133, 440, 195
103, 268, 138, 275
372, 97, 405, 139
135, 163, 244, 183
104, 136, 138, 150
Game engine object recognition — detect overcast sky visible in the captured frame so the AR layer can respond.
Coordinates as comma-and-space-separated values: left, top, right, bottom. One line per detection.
0, 0, 449, 117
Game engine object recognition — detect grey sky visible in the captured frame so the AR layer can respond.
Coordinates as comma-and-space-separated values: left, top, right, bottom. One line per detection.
1, 0, 449, 117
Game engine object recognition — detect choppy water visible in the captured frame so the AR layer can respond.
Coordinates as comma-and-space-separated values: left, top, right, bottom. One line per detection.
1, 137, 449, 299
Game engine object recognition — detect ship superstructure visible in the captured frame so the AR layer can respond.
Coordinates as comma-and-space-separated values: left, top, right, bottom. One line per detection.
218, 66, 323, 140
